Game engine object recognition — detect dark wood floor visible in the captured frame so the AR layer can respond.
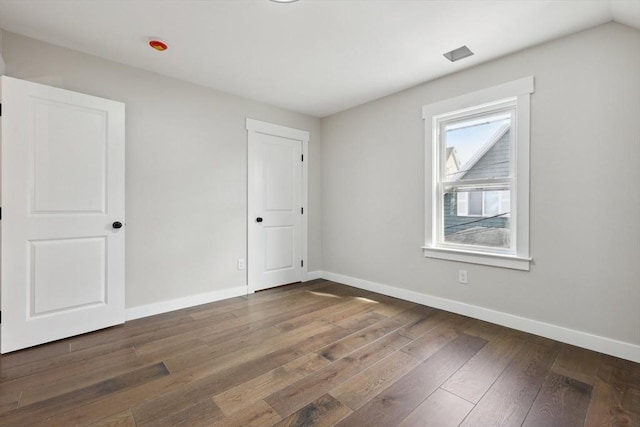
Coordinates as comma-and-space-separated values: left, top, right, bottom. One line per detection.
0, 280, 638, 426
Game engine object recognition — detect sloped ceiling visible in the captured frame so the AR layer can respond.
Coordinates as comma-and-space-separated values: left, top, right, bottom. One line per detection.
0, 0, 638, 117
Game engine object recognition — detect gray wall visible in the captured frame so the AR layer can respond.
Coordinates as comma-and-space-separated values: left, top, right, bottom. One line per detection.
321, 22, 640, 346
1, 31, 322, 309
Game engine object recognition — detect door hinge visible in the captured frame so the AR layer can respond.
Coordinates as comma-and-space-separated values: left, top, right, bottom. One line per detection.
0, 103, 2, 117
301, 260, 304, 267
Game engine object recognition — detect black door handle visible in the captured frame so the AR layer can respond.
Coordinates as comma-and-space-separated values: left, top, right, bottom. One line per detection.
112, 221, 123, 229
256, 217, 263, 223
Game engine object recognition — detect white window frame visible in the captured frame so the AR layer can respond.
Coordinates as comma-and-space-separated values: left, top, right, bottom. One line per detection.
422, 77, 533, 271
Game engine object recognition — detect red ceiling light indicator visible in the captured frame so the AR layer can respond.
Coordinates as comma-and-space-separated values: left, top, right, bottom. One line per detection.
149, 40, 168, 52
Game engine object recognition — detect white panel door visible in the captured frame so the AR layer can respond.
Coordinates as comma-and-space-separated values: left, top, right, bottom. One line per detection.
247, 119, 308, 292
1, 76, 125, 353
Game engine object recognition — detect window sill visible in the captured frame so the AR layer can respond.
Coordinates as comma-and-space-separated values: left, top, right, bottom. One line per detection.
422, 246, 531, 271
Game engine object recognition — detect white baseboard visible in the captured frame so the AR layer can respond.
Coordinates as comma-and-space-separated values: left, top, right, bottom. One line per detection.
125, 286, 247, 321
304, 270, 323, 281
125, 271, 323, 322
321, 271, 640, 363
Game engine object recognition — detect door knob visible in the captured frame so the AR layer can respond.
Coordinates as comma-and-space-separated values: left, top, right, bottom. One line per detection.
112, 221, 123, 229
256, 217, 263, 223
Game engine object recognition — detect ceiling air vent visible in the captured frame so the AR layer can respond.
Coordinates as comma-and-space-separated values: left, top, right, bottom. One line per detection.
443, 45, 474, 62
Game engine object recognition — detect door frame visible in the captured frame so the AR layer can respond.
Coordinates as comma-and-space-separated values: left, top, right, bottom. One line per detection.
246, 118, 309, 294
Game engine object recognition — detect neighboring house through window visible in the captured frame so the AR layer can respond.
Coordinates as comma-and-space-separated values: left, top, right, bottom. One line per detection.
422, 77, 533, 270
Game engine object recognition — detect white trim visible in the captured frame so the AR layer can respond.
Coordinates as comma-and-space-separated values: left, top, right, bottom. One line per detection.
320, 271, 640, 363
422, 246, 531, 271
304, 270, 323, 281
424, 77, 533, 269
422, 76, 534, 119
302, 138, 309, 282
125, 286, 247, 321
246, 118, 309, 142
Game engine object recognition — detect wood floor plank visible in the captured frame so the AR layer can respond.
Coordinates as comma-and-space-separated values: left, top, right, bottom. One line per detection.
213, 353, 330, 416
522, 372, 592, 427
195, 295, 348, 348
134, 339, 210, 365
397, 388, 474, 427
209, 400, 281, 427
2, 347, 140, 401
332, 309, 386, 331
17, 347, 146, 407
598, 354, 640, 389
69, 310, 233, 353
228, 292, 331, 320
1, 311, 231, 384
188, 280, 332, 320
0, 339, 134, 383
0, 362, 170, 426
273, 394, 351, 427
88, 409, 137, 427
0, 340, 70, 370
622, 386, 640, 426
584, 378, 631, 426
463, 318, 508, 340
508, 329, 563, 352
329, 349, 419, 410
274, 295, 378, 333
292, 323, 355, 355
460, 341, 558, 427
399, 309, 472, 342
334, 333, 487, 427
552, 343, 602, 386
441, 334, 525, 403
370, 296, 417, 317
132, 337, 320, 426
318, 317, 404, 361
137, 397, 223, 427
0, 390, 20, 415
390, 304, 436, 324
400, 322, 459, 360
33, 347, 301, 426
131, 319, 228, 355
2, 281, 638, 427
265, 332, 411, 418
164, 320, 335, 373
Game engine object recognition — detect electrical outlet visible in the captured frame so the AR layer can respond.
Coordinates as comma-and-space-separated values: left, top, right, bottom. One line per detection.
238, 258, 245, 270
458, 269, 468, 284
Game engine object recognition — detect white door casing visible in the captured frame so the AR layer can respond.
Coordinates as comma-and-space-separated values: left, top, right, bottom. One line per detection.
0, 76, 125, 353
247, 119, 308, 292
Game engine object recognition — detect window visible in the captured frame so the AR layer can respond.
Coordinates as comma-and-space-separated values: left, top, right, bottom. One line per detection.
422, 77, 533, 270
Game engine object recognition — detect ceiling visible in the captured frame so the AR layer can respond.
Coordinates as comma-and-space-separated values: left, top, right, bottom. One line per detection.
0, 0, 638, 118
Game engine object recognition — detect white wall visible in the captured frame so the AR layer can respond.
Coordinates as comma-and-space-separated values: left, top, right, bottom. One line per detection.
321, 23, 640, 352
1, 31, 322, 310
0, 31, 5, 74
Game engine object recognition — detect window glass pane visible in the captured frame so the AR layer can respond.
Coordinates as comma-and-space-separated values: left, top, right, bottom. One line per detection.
468, 192, 483, 216
500, 190, 511, 218
444, 112, 511, 181
483, 191, 500, 216
443, 189, 511, 249
456, 192, 468, 216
